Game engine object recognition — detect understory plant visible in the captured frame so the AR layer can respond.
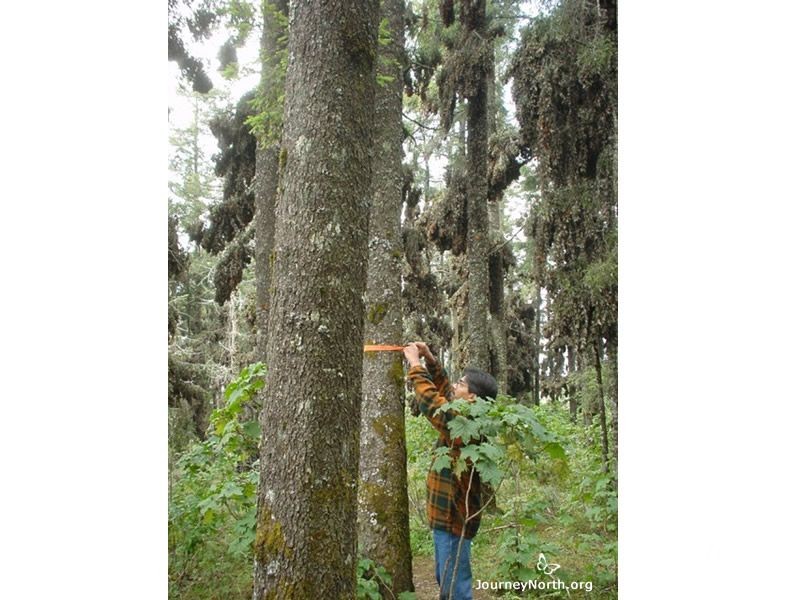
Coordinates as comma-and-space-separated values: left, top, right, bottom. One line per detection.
169, 363, 265, 599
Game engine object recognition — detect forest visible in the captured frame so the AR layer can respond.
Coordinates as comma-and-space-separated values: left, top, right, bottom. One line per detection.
168, 0, 617, 598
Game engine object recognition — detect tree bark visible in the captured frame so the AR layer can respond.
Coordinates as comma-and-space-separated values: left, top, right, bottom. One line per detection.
254, 0, 287, 362
357, 0, 414, 595
230, 291, 238, 365
252, 1, 380, 597
567, 346, 577, 422
486, 43, 507, 394
607, 331, 618, 473
465, 0, 490, 371
593, 337, 610, 473
488, 201, 507, 395
532, 285, 542, 406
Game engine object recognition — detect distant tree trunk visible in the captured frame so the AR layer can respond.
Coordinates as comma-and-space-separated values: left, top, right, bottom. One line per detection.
465, 0, 490, 371
191, 97, 200, 175
358, 0, 414, 595
457, 102, 466, 161
252, 0, 380, 597
227, 291, 239, 371
254, 0, 288, 362
567, 346, 578, 422
532, 285, 542, 406
593, 337, 610, 473
607, 331, 618, 473
580, 347, 596, 427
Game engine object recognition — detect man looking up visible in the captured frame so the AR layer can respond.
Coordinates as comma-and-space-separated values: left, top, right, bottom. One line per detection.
403, 341, 498, 600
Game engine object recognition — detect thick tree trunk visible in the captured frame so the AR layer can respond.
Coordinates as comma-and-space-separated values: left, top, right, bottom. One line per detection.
357, 0, 414, 595
254, 0, 287, 362
252, 1, 380, 597
465, 0, 490, 371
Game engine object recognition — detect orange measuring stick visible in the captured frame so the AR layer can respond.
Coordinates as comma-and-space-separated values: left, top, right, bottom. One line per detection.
363, 344, 405, 352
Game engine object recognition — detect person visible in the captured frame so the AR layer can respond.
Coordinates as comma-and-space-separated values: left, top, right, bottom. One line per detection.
403, 341, 498, 600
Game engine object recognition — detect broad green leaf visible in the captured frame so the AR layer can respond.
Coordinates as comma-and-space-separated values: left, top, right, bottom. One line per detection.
220, 481, 243, 498
431, 453, 452, 474
447, 416, 481, 442
476, 461, 502, 488
544, 442, 566, 460
477, 442, 504, 462
358, 558, 373, 573
242, 420, 260, 439
460, 445, 480, 464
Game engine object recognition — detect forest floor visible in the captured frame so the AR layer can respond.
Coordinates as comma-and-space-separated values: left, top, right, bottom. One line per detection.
412, 554, 493, 600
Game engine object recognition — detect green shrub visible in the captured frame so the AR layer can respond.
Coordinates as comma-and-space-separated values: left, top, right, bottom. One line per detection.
169, 363, 265, 599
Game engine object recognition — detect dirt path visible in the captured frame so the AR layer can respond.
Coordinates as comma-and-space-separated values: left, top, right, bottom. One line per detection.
411, 555, 493, 600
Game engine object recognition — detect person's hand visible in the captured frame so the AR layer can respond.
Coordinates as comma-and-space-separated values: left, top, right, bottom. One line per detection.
403, 343, 421, 367
414, 341, 435, 363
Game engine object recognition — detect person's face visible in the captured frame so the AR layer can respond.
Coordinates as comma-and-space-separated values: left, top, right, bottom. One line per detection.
452, 376, 475, 401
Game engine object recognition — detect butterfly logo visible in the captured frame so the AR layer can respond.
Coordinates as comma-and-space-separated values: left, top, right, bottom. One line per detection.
537, 552, 561, 576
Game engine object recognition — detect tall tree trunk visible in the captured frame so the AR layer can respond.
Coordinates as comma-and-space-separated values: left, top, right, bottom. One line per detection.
252, 1, 380, 597
485, 43, 503, 519
487, 45, 507, 394
465, 0, 490, 371
488, 220, 506, 392
254, 0, 288, 362
358, 0, 414, 595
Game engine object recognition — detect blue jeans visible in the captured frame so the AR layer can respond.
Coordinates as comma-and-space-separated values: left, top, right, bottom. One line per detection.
433, 529, 473, 600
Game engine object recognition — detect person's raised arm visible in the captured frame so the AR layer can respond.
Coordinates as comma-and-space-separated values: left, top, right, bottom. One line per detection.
413, 341, 451, 398
404, 343, 450, 434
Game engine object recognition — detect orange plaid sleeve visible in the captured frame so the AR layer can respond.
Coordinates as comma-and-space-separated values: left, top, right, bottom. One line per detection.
406, 363, 452, 435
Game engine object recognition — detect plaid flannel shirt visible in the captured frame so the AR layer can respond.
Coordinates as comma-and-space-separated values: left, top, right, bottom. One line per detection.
407, 360, 482, 540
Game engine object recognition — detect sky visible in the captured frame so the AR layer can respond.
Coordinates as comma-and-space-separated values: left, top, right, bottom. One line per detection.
168, 17, 261, 160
